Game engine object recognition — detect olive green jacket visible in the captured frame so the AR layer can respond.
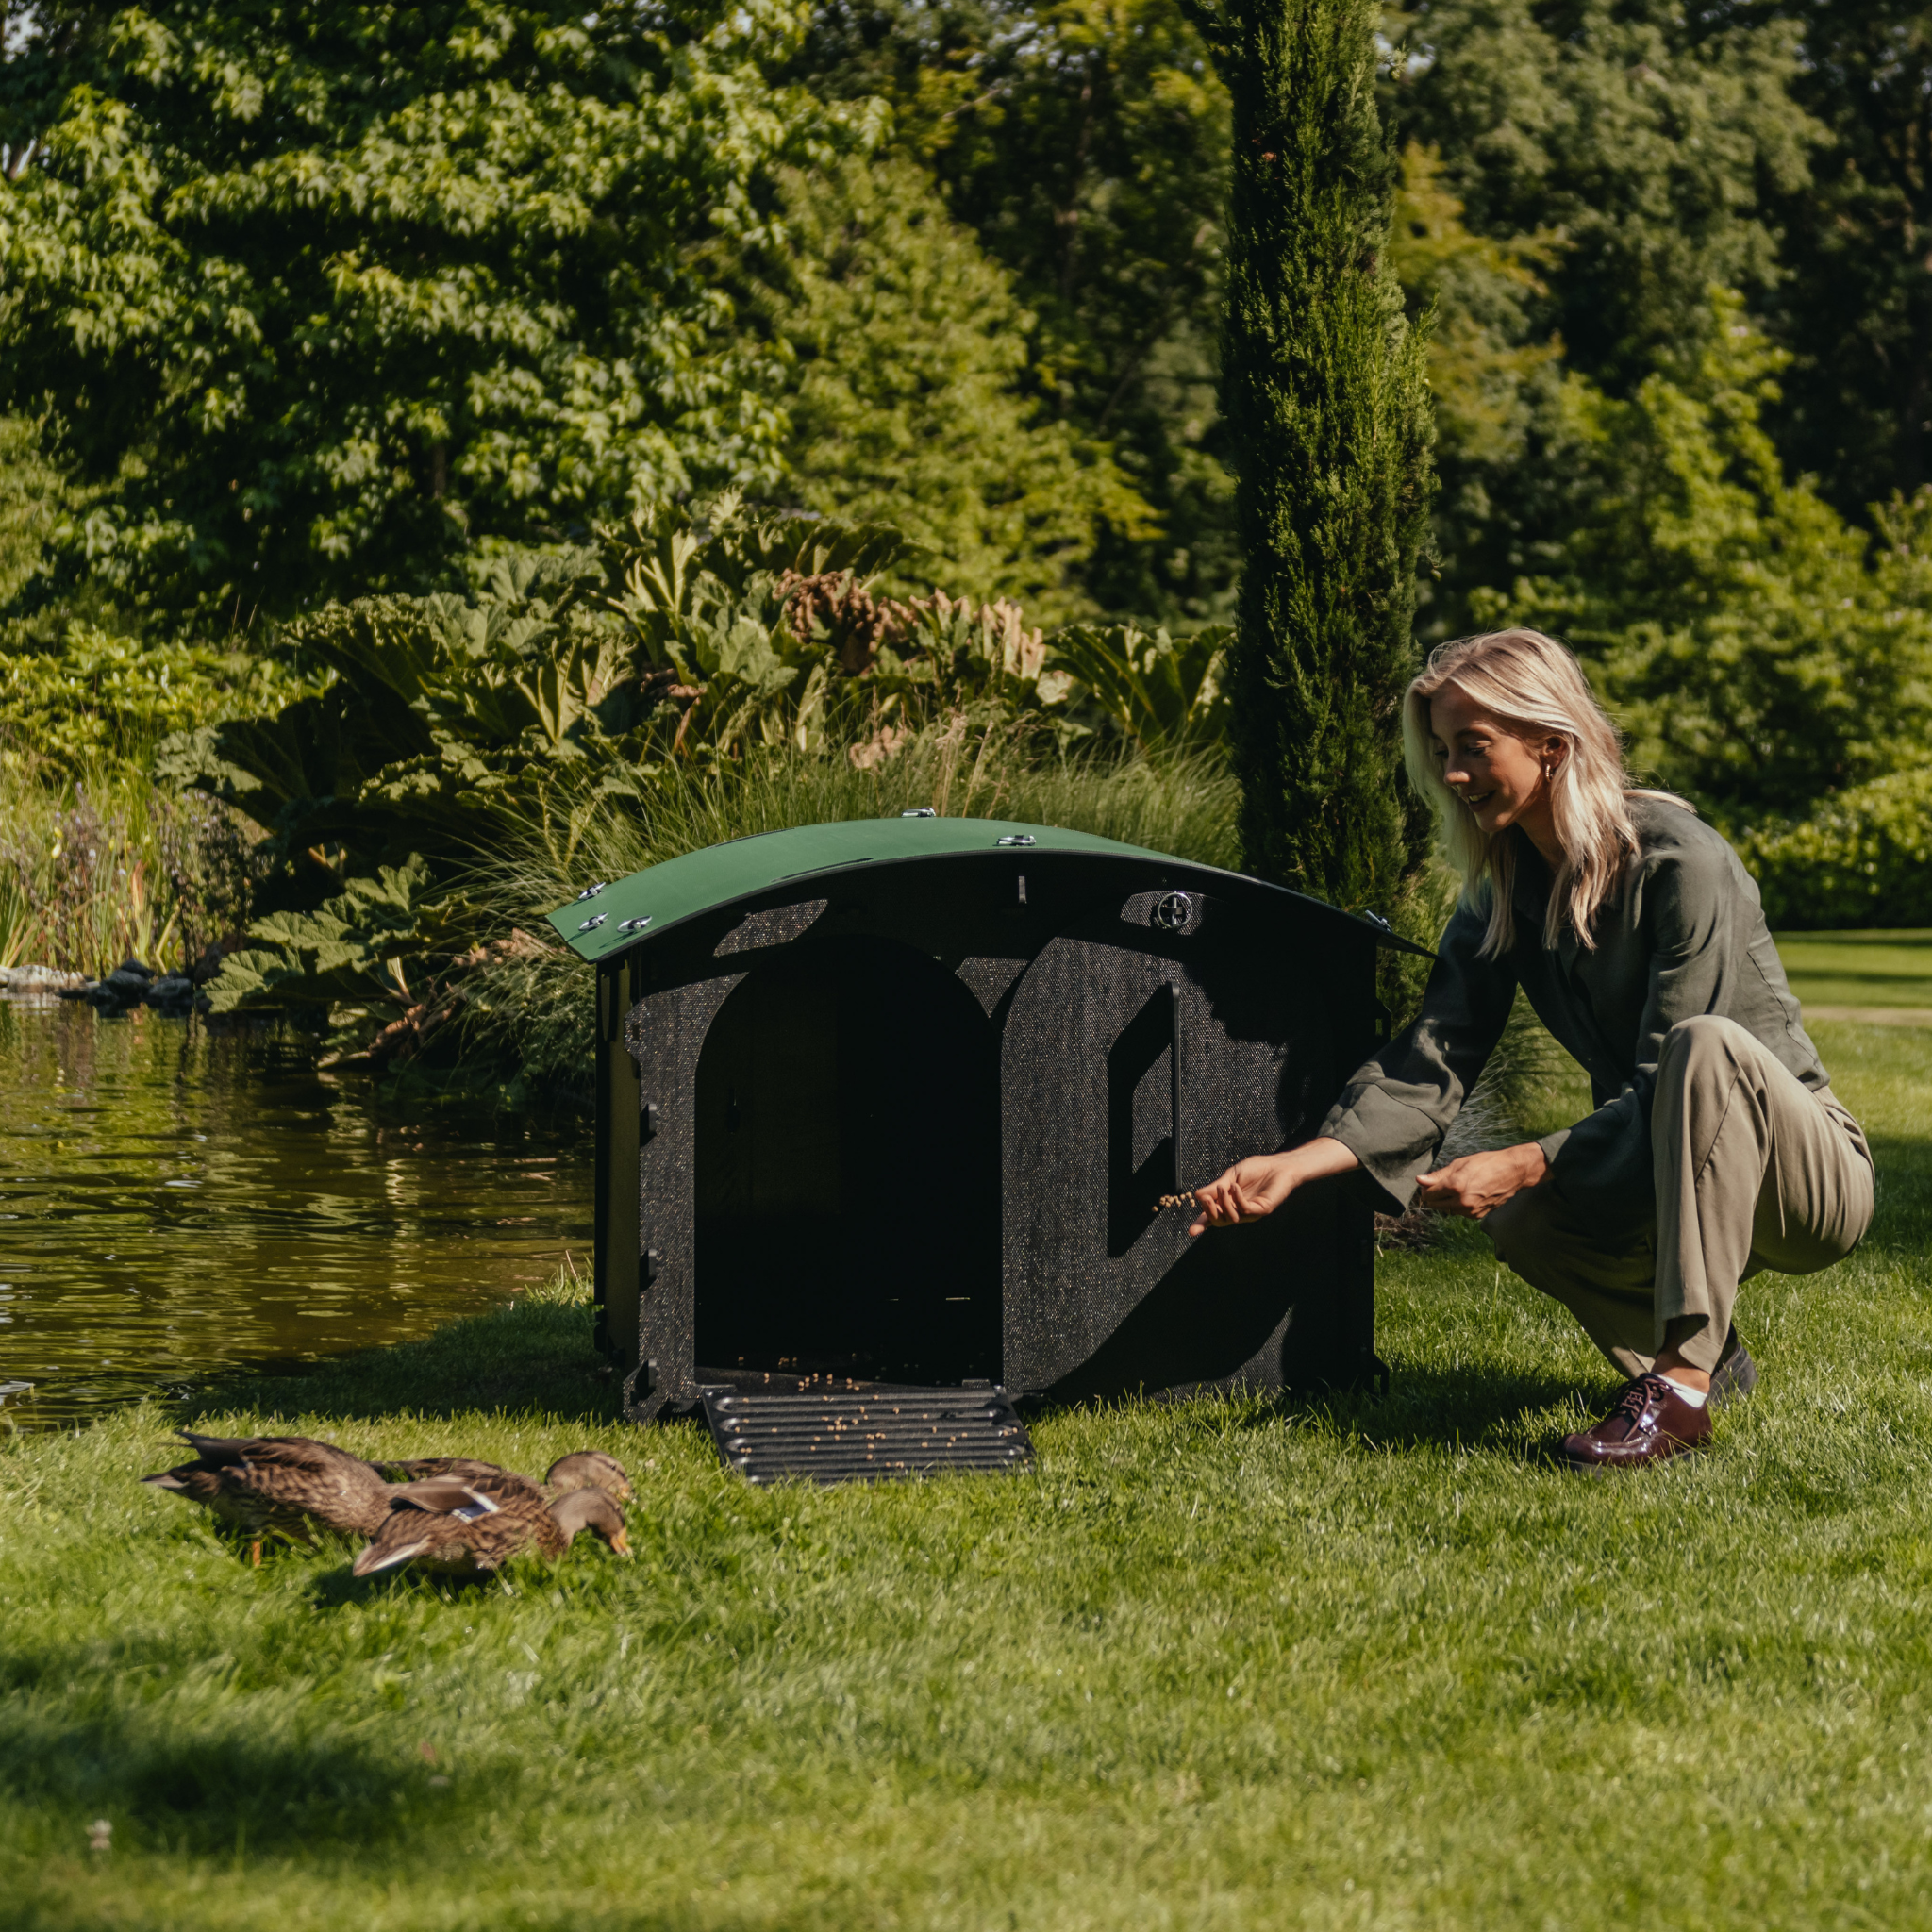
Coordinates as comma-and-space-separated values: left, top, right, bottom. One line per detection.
1320, 797, 1829, 1225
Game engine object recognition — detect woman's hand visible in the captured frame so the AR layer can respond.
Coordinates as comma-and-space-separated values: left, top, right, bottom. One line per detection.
1415, 1142, 1548, 1218
1188, 1138, 1360, 1236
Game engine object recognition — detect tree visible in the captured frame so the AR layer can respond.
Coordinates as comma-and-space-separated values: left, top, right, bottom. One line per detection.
1383, 0, 1821, 636
1758, 0, 1932, 514
0, 1, 843, 622
1477, 291, 1932, 822
788, 0, 1238, 624
1185, 0, 1434, 911
1386, 143, 1561, 466
1384, 140, 1566, 641
1386, 0, 1817, 391
759, 154, 1152, 622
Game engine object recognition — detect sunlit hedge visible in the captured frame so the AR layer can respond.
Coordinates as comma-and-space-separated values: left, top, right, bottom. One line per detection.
1736, 770, 1932, 930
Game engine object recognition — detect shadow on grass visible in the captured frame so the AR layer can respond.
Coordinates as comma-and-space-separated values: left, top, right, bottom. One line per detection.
183, 1291, 622, 1429
1244, 1360, 1606, 1457
1031, 1357, 1608, 1460
302, 1563, 520, 1610
0, 1701, 469, 1854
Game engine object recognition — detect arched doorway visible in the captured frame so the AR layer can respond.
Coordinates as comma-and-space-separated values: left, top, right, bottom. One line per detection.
693, 935, 1001, 1385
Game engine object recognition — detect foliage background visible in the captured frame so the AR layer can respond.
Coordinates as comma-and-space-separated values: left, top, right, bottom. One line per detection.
0, 0, 1929, 1056
0, 0, 854, 619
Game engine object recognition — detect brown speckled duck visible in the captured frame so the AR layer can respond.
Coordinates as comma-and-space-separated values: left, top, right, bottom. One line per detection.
142, 1432, 394, 1564
350, 1468, 630, 1579
377, 1450, 633, 1504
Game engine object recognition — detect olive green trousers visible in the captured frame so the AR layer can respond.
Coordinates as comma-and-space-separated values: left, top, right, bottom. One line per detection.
1483, 1015, 1874, 1377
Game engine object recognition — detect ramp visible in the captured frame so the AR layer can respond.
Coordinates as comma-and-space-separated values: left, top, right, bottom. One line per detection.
701, 1384, 1035, 1486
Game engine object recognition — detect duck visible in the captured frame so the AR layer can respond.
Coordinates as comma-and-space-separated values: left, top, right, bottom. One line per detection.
142, 1432, 394, 1564
376, 1449, 633, 1504
350, 1468, 631, 1579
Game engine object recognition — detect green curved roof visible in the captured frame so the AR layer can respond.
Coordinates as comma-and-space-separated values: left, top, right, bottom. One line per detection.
546, 815, 1425, 963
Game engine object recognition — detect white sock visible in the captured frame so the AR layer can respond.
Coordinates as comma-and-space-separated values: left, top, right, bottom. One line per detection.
1657, 1373, 1709, 1407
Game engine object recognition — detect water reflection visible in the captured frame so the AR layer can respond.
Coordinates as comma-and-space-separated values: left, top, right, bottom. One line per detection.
0, 1000, 592, 1427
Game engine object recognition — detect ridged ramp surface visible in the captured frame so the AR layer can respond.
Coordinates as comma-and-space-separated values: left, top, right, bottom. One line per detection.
701, 1386, 1036, 1486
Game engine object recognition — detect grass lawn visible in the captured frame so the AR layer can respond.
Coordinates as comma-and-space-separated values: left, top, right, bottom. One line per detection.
1775, 928, 1932, 1013
5, 1016, 1932, 1929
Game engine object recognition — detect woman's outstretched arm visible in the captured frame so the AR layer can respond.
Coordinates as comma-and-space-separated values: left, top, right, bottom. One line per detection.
1188, 1137, 1361, 1236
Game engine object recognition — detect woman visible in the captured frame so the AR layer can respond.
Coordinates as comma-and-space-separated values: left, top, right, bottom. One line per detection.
1189, 629, 1874, 1469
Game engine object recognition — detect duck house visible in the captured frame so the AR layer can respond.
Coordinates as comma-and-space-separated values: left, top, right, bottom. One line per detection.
549, 817, 1419, 1442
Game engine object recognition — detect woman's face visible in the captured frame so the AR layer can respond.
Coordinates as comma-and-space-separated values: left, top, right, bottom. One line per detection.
1427, 684, 1562, 846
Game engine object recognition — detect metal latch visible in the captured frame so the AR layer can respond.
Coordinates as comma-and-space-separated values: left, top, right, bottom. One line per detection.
1151, 891, 1193, 933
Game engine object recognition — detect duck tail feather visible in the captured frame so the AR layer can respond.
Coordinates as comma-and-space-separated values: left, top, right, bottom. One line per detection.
352, 1540, 428, 1577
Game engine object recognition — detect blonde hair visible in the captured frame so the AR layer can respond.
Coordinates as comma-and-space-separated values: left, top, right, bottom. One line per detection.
1402, 629, 1684, 958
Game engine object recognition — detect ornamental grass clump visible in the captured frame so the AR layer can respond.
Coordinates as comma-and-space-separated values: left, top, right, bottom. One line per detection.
0, 763, 258, 978
451, 723, 1244, 1101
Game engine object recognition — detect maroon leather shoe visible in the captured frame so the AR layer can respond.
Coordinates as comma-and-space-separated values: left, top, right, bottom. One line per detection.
1561, 1373, 1713, 1471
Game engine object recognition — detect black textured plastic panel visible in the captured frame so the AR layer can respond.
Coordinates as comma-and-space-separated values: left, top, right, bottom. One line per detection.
702, 1386, 1036, 1486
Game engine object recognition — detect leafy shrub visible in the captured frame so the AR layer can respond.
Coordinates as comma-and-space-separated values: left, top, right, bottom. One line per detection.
158, 500, 1236, 1074
1734, 769, 1932, 930
163, 503, 1093, 907
158, 550, 654, 904
1, 625, 308, 774
608, 495, 1063, 758
1042, 624, 1232, 752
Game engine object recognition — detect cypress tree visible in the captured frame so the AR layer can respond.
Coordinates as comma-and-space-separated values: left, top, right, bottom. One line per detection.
1188, 0, 1435, 911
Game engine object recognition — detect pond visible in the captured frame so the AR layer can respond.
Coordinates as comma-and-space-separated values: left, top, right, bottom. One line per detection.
0, 998, 592, 1430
